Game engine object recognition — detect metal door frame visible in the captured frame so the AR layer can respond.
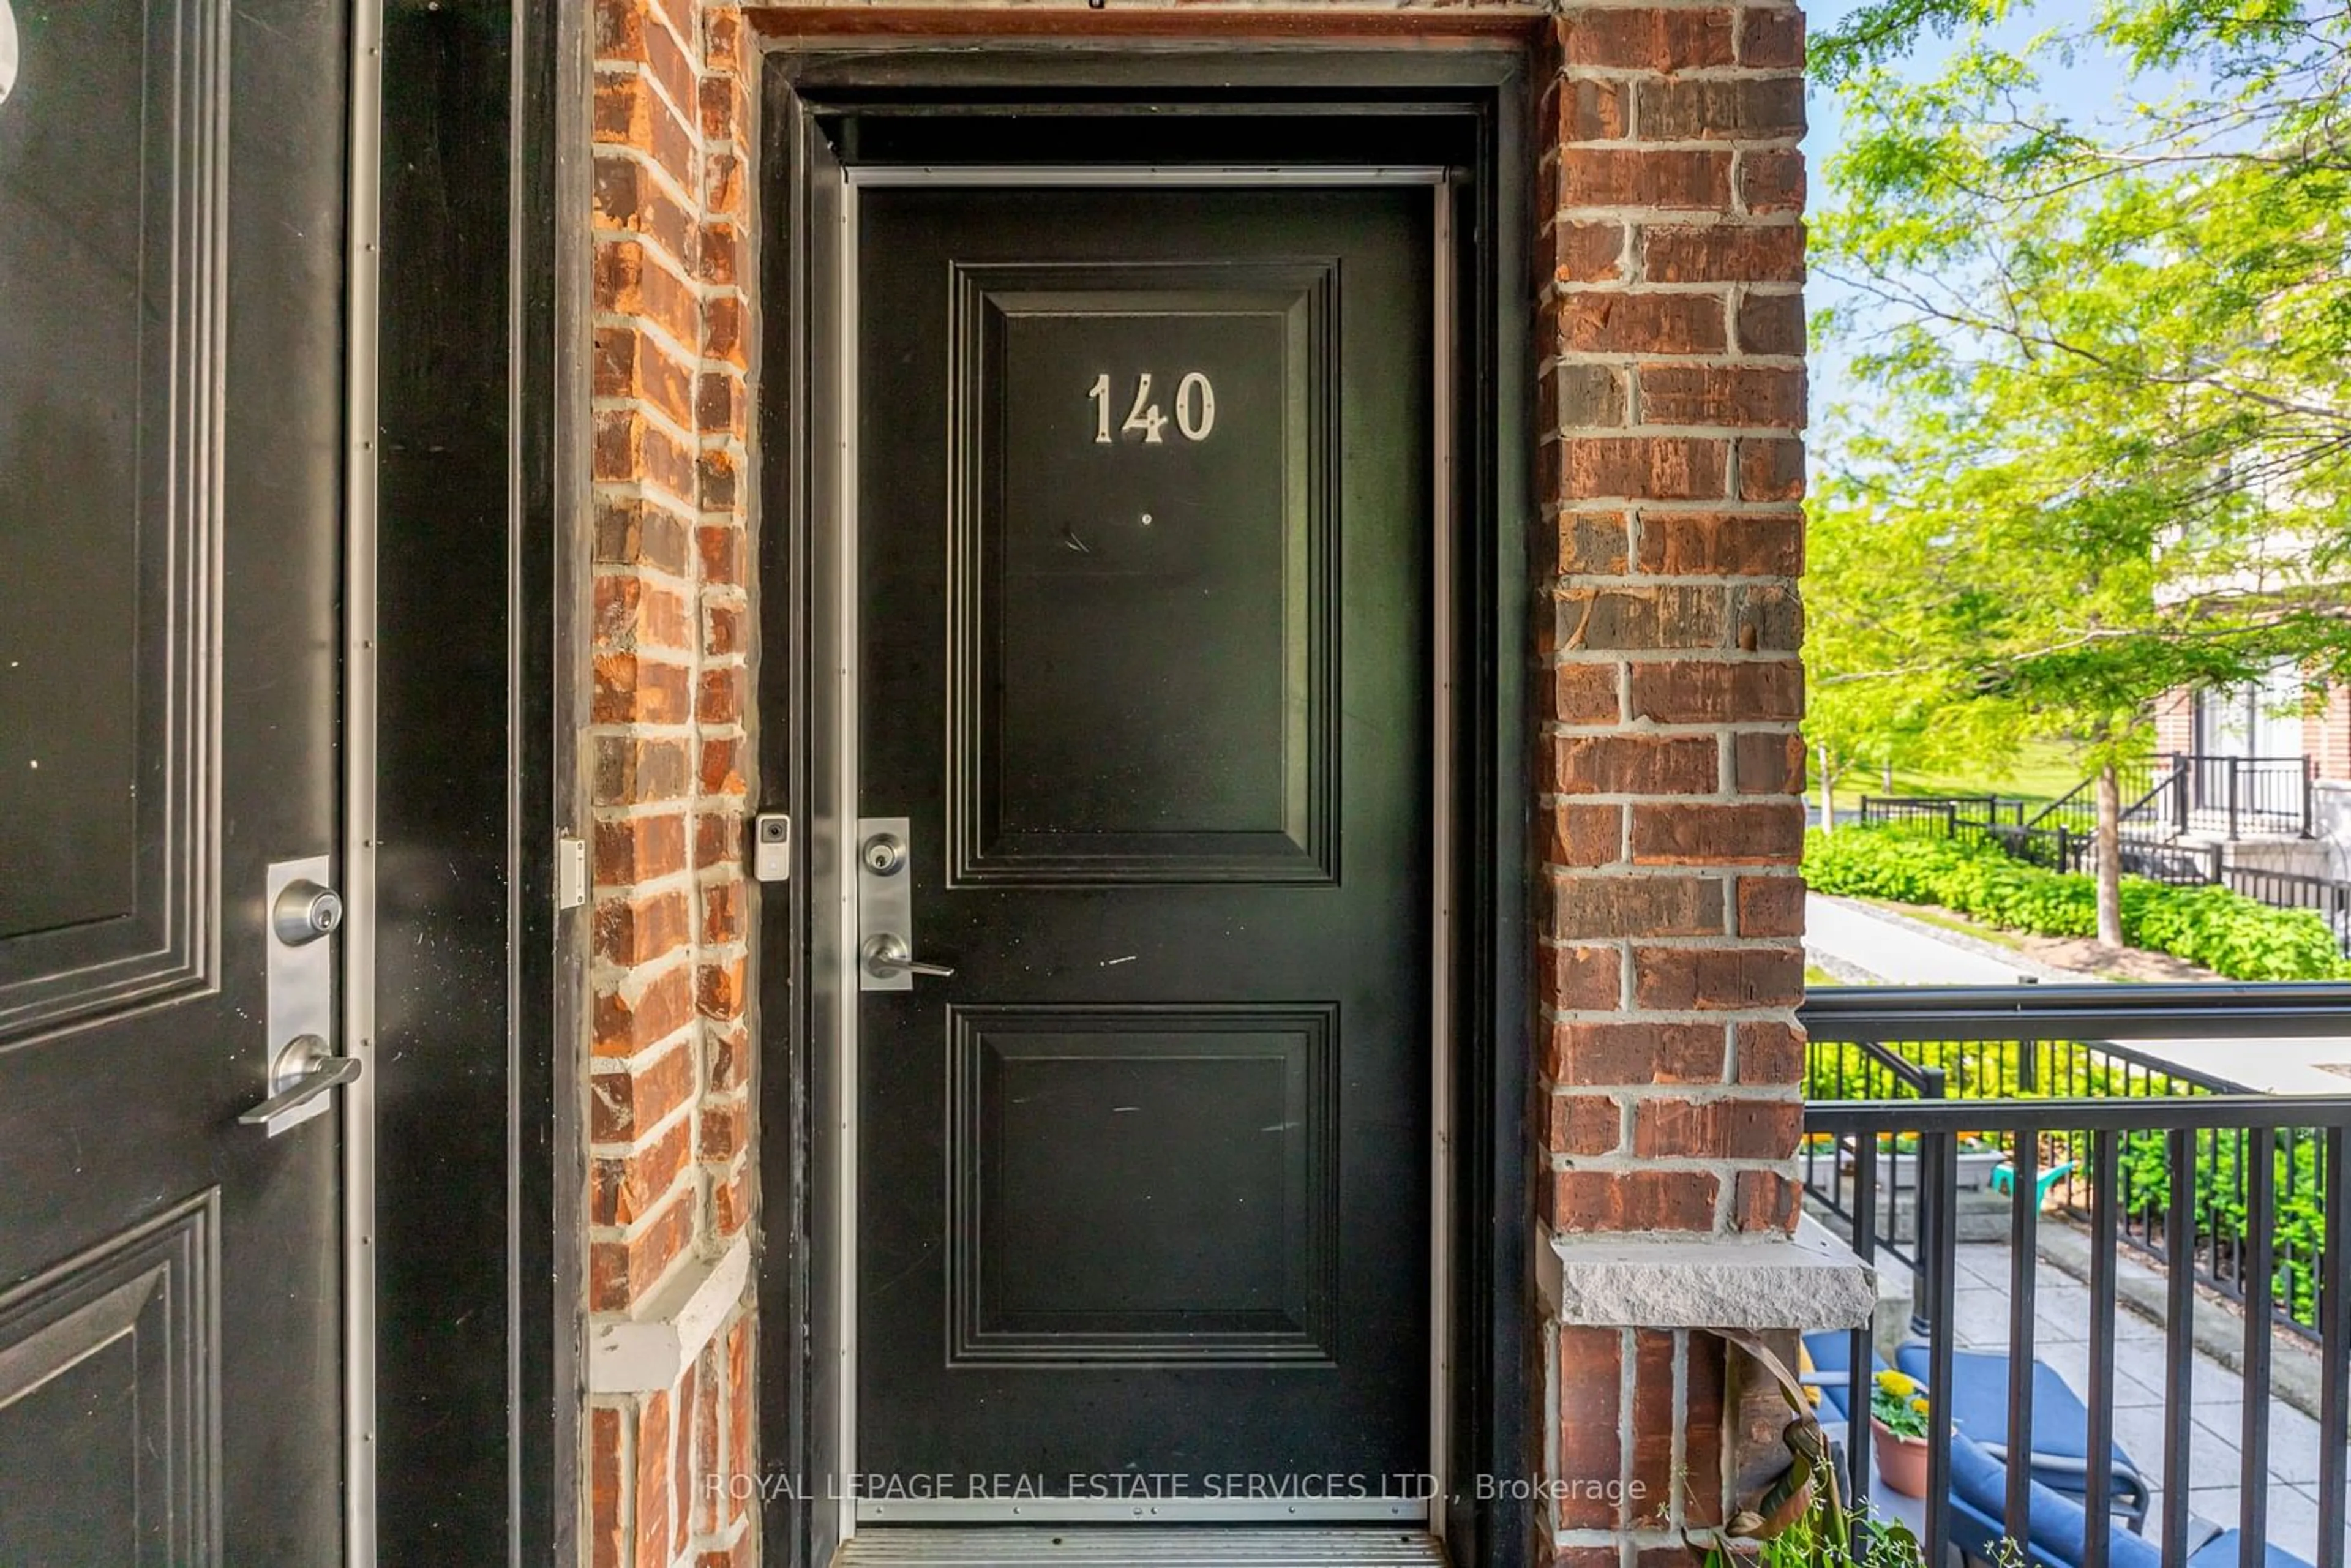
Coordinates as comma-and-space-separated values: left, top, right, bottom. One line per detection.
833, 163, 1455, 1534
757, 47, 1535, 1568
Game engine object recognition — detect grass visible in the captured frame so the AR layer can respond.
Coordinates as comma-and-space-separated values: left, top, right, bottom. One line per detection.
1803, 964, 1845, 988
1844, 738, 2088, 811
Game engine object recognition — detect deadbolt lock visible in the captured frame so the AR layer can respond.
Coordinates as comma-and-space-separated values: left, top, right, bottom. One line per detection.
861, 833, 907, 877
273, 879, 343, 946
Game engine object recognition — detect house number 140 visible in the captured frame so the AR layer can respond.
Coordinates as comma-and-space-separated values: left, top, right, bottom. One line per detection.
1088, 372, 1217, 445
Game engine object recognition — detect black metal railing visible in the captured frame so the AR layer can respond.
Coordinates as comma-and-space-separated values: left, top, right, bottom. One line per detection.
1800, 988, 2351, 1568
2169, 754, 2316, 841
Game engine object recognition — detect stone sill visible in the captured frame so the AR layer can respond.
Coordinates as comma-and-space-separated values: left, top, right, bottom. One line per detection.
1539, 1216, 1875, 1332
588, 1234, 751, 1395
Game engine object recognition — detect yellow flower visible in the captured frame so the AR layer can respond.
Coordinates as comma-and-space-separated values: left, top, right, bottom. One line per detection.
1912, 1396, 1931, 1414
1876, 1370, 1918, 1397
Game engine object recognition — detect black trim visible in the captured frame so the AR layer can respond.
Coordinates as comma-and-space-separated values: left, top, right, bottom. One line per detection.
755, 44, 1531, 1568
1802, 983, 2351, 1038
373, 0, 575, 1559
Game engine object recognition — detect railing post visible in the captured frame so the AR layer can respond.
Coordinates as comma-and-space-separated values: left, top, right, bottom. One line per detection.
2229, 758, 2243, 840
1910, 1065, 1948, 1340
2307, 757, 2317, 838
2174, 754, 2188, 834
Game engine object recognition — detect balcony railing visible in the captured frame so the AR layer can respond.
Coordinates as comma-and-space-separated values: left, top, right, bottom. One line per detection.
1800, 988, 2351, 1568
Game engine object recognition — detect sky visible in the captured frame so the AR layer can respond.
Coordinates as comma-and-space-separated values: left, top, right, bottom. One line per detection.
1798, 0, 2175, 423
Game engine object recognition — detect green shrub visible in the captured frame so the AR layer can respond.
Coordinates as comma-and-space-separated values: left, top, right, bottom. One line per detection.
1803, 824, 2351, 981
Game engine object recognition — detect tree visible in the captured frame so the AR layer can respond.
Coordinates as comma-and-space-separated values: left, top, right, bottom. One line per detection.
1805, 0, 2351, 946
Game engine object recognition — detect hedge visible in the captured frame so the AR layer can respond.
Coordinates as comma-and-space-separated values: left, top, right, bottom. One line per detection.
1804, 823, 2351, 981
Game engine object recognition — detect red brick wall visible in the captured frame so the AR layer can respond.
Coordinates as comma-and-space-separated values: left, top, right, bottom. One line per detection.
575, 4, 1813, 1563
2153, 686, 2195, 762
1535, 3, 1809, 1561
588, 0, 759, 1563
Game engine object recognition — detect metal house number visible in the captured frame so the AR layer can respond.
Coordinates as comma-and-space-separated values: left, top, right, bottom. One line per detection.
1087, 372, 1217, 445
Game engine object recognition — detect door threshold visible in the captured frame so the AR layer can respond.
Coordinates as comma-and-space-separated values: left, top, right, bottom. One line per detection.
838, 1527, 1448, 1566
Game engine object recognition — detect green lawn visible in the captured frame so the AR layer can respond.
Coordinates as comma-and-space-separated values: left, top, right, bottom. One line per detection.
1860, 738, 2088, 810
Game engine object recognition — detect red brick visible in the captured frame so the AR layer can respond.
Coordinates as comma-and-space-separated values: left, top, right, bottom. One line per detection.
596, 497, 692, 576
591, 1184, 694, 1313
594, 652, 694, 726
1742, 149, 1807, 215
633, 1387, 670, 1568
1683, 1332, 1728, 1526
1630, 660, 1802, 723
593, 71, 695, 192
704, 601, 746, 658
1637, 365, 1805, 429
1630, 801, 1805, 865
699, 735, 746, 797
697, 954, 748, 1020
1546, 874, 1727, 940
1544, 803, 1624, 868
700, 1094, 749, 1162
1739, 437, 1807, 501
1739, 7, 1805, 67
596, 812, 688, 885
1630, 1331, 1678, 1525
1736, 291, 1806, 356
590, 1406, 626, 1568
1548, 735, 1718, 796
593, 961, 696, 1059
595, 888, 691, 968
1644, 224, 1805, 283
1542, 940, 1626, 1013
1548, 1169, 1720, 1233
1733, 731, 1808, 794
1736, 874, 1807, 937
1632, 945, 1804, 1010
590, 1038, 694, 1142
595, 575, 692, 655
596, 239, 700, 348
1736, 1019, 1808, 1084
1543, 662, 1622, 724
1561, 437, 1730, 501
1638, 511, 1804, 577
703, 877, 745, 945
1558, 8, 1736, 69
1564, 148, 1731, 209
1732, 582, 1804, 650
1559, 293, 1726, 355
1548, 1092, 1625, 1155
1544, 1021, 1725, 1086
697, 664, 745, 727
595, 408, 698, 504
1552, 220, 1627, 282
1545, 364, 1629, 430
726, 1318, 754, 1524
1556, 1327, 1624, 1528
594, 736, 691, 807
1549, 586, 1726, 651
1632, 1096, 1802, 1158
591, 1114, 692, 1226
594, 321, 697, 427
699, 523, 745, 586
1734, 1168, 1804, 1232
1561, 77, 1630, 142
1638, 78, 1805, 141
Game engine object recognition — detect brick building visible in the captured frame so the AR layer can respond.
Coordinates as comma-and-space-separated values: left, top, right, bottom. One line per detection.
0, 2, 1866, 1565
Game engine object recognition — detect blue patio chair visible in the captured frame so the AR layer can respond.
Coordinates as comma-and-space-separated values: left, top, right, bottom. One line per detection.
1800, 1329, 1889, 1426
1896, 1343, 2151, 1529
1992, 1157, 2080, 1207
1945, 1427, 2306, 1568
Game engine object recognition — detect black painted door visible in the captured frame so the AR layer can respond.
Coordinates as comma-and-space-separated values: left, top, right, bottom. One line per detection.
0, 1, 348, 1561
858, 186, 1436, 1499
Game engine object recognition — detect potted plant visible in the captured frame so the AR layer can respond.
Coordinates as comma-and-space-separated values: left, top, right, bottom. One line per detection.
1870, 1369, 1932, 1497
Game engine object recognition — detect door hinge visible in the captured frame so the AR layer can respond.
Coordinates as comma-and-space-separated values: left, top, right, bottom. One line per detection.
557, 836, 588, 910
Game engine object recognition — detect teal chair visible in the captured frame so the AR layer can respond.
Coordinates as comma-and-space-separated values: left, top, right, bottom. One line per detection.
1991, 1157, 2077, 1207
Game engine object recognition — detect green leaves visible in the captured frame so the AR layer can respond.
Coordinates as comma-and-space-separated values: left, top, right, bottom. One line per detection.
1807, 0, 2351, 799
1802, 824, 2351, 979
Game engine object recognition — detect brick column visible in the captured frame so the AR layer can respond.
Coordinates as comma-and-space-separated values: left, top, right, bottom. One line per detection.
1534, 5, 1811, 1564
587, 0, 759, 1563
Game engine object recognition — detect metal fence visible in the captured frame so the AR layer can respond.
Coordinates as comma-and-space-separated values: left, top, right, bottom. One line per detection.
1799, 987, 2351, 1568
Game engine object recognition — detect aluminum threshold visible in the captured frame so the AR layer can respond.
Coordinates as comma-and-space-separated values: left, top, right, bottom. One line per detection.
838, 1528, 1448, 1566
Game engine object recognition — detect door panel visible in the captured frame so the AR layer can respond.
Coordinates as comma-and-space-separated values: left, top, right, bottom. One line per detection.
858, 186, 1435, 1498
0, 0, 350, 1559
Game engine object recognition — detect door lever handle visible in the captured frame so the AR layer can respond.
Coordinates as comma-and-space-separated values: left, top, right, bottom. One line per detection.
861, 934, 955, 981
240, 1034, 362, 1138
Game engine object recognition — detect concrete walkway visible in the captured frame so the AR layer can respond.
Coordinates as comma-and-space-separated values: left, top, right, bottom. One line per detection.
1805, 893, 2351, 1095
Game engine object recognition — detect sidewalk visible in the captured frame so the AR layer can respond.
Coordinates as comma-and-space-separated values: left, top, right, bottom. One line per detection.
1804, 893, 2351, 1095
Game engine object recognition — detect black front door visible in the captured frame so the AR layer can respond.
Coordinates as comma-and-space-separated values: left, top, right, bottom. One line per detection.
0, 1, 349, 1560
857, 184, 1438, 1504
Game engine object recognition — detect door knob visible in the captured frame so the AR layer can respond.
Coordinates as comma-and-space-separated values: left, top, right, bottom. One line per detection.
239, 1033, 362, 1137
860, 934, 954, 981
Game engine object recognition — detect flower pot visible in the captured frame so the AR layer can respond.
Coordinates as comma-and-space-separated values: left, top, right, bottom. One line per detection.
1872, 1420, 1930, 1498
